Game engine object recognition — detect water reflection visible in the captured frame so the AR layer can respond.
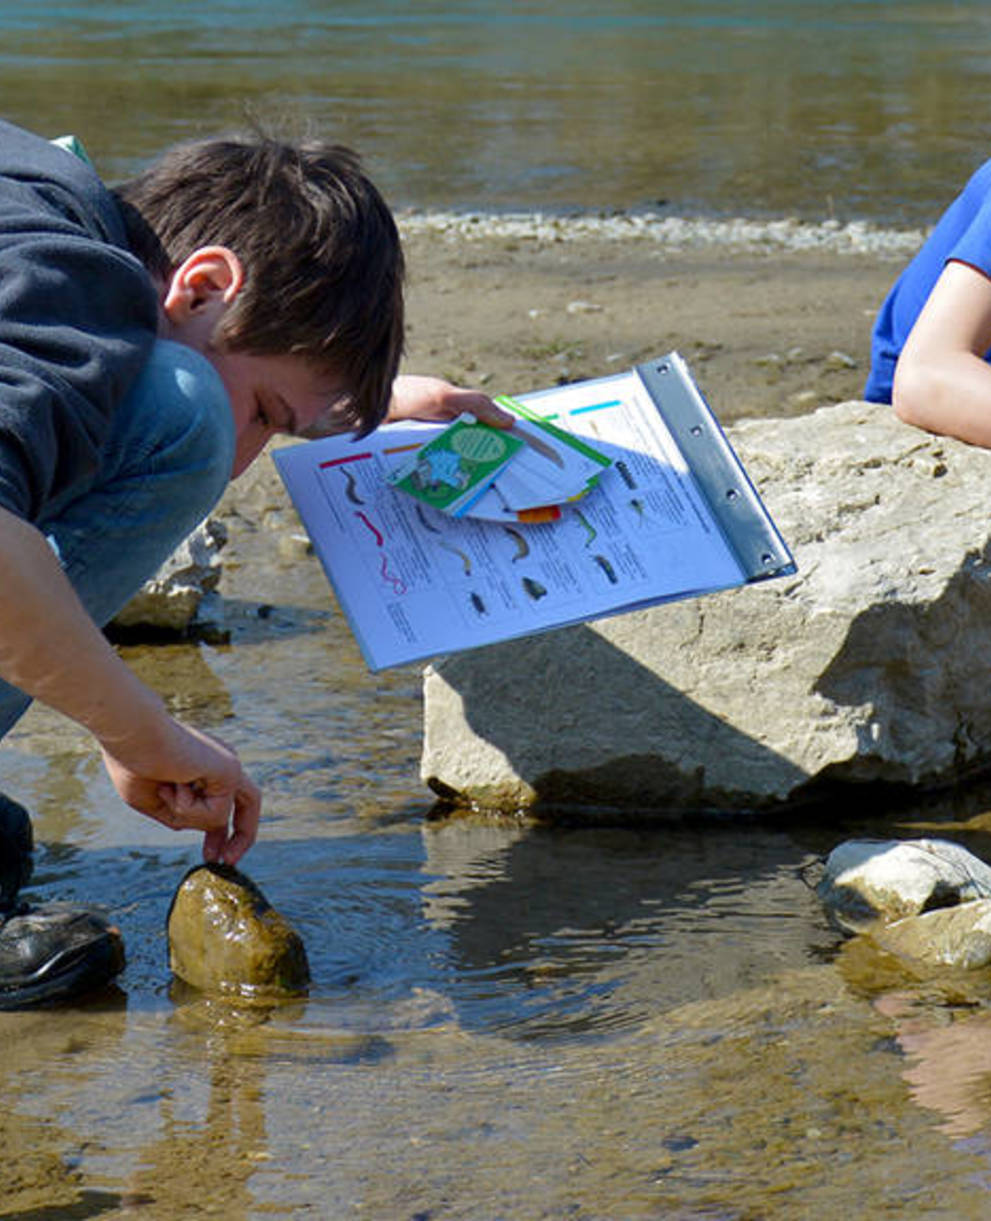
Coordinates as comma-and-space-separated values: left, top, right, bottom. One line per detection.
419, 818, 838, 1038
116, 1022, 270, 1216
13, 813, 834, 1042
224, 817, 836, 1042
12, 798, 991, 1212
0, 1, 989, 221
875, 991, 991, 1141
0, 1004, 130, 1216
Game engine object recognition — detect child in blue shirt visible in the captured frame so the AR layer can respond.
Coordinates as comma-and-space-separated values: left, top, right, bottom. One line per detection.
866, 157, 991, 448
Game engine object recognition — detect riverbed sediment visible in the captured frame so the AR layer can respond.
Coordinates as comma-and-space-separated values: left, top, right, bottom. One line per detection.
398, 215, 913, 430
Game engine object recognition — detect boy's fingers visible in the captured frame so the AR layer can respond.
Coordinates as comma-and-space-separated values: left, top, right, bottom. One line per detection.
200, 801, 258, 866
444, 390, 513, 428
469, 400, 515, 428
171, 782, 195, 813
155, 780, 234, 831
228, 782, 261, 861
201, 826, 229, 863
218, 825, 254, 867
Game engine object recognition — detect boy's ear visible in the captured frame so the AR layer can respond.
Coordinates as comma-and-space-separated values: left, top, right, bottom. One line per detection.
161, 246, 244, 333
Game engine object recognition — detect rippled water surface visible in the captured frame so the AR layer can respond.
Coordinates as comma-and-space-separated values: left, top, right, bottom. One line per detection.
3, 1, 991, 223
8, 513, 991, 1217
9, 5, 991, 1215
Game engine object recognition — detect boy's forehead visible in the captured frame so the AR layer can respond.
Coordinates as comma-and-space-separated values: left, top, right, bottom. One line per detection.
299, 398, 357, 439
276, 355, 349, 408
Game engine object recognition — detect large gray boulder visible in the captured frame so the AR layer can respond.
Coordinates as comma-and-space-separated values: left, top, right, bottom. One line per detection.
421, 401, 991, 815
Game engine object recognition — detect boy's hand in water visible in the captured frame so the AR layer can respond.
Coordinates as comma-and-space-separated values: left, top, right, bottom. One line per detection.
99, 720, 261, 866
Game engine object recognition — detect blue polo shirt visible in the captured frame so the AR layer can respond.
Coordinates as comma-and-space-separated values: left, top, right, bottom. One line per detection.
865, 158, 991, 403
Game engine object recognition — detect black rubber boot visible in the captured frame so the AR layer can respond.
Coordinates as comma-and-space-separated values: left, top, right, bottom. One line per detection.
0, 903, 125, 1009
0, 794, 33, 912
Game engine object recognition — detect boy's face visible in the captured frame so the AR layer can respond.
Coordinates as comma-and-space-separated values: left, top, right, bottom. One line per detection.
159, 245, 354, 476
203, 349, 351, 477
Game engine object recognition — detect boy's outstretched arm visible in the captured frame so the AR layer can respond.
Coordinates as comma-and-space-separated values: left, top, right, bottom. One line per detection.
0, 505, 259, 864
388, 374, 515, 429
894, 260, 991, 448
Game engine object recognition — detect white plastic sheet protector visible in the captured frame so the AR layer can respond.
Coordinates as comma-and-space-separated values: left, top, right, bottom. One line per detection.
274, 353, 795, 671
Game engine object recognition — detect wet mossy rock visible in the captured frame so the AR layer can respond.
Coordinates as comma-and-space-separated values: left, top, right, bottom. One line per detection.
167, 863, 310, 998
422, 402, 991, 815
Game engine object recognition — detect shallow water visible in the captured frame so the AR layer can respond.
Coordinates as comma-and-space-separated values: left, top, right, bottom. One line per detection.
9, 512, 991, 1217
2, 0, 991, 224
7, 5, 991, 1215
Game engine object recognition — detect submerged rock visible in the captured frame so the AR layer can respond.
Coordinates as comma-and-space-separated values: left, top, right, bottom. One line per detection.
817, 837, 991, 972
817, 838, 991, 934
166, 863, 310, 998
872, 900, 991, 970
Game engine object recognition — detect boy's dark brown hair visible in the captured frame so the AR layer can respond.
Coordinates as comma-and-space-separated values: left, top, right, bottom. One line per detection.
113, 133, 404, 436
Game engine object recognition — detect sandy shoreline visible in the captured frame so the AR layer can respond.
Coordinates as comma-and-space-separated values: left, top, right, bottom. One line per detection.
398, 219, 918, 425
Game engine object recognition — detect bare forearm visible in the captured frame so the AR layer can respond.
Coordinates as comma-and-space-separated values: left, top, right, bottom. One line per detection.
0, 508, 258, 862
0, 506, 167, 747
892, 260, 991, 449
893, 350, 991, 449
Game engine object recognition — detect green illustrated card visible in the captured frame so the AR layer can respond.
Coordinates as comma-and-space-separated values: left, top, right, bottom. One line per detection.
388, 416, 525, 516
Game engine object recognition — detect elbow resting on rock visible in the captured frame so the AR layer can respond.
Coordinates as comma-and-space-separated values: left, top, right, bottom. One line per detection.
891, 358, 946, 434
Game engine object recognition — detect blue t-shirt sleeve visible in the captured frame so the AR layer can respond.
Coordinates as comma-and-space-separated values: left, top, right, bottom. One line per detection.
865, 158, 991, 403
945, 195, 991, 278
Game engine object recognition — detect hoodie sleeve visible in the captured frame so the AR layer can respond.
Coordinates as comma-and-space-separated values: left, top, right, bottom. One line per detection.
0, 124, 160, 521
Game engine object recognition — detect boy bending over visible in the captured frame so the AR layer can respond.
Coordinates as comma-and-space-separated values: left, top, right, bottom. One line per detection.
0, 119, 506, 1006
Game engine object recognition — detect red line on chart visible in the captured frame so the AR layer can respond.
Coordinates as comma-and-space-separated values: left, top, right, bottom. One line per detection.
319, 451, 373, 469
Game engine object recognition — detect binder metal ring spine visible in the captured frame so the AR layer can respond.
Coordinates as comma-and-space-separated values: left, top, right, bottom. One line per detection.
635, 352, 796, 583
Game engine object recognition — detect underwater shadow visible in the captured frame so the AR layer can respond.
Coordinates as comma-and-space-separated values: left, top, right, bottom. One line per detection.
106, 597, 333, 648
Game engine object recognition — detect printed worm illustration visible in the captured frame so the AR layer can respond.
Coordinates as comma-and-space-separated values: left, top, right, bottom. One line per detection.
414, 503, 471, 572
416, 504, 442, 533
342, 468, 365, 505
615, 460, 637, 490
354, 510, 384, 546
574, 509, 597, 548
381, 554, 407, 595
354, 509, 406, 594
503, 526, 530, 562
440, 541, 472, 575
